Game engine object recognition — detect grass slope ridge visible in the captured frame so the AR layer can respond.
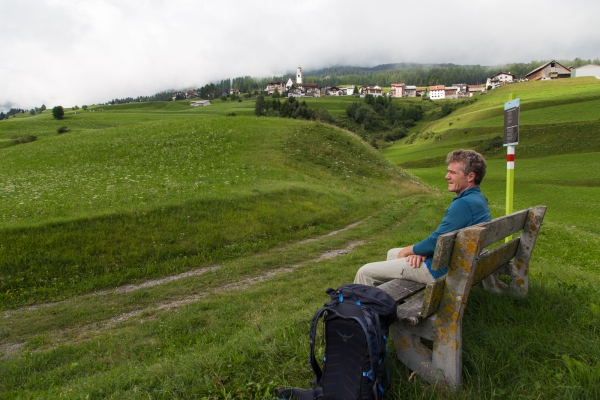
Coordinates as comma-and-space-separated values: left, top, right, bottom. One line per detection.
0, 108, 421, 309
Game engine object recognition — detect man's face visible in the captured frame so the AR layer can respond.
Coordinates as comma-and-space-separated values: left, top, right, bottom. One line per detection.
445, 161, 475, 196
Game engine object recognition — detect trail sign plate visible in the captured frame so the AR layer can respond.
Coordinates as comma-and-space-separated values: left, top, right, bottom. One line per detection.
504, 98, 520, 146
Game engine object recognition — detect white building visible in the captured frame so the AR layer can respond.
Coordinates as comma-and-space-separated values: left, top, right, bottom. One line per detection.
362, 85, 383, 97
286, 78, 294, 90
296, 67, 303, 84
571, 64, 600, 78
190, 100, 211, 107
486, 72, 515, 89
429, 85, 445, 100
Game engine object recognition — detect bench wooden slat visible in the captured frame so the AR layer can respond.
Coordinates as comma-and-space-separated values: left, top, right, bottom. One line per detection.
378, 278, 426, 303
396, 292, 425, 325
478, 210, 529, 248
473, 237, 520, 285
430, 209, 529, 271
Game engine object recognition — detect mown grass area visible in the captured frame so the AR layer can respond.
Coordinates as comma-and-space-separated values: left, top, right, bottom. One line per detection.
1, 82, 600, 399
419, 77, 600, 133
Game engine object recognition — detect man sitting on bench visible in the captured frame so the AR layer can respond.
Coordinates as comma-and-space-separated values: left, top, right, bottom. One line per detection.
354, 149, 492, 286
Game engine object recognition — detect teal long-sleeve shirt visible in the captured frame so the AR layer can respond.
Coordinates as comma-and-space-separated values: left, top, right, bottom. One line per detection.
413, 187, 491, 279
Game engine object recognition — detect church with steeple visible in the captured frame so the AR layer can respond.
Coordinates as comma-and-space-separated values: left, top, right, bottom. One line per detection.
285, 66, 319, 97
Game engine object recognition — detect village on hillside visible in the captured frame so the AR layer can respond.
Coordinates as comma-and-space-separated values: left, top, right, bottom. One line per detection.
181, 61, 600, 107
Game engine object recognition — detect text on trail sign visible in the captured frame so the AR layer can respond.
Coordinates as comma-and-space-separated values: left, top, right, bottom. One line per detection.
504, 98, 520, 146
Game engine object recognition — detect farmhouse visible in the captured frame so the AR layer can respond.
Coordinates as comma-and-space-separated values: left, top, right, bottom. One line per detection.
325, 86, 345, 96
299, 83, 320, 97
266, 81, 286, 95
444, 86, 459, 99
185, 90, 199, 98
525, 60, 571, 81
570, 64, 600, 78
468, 85, 485, 96
416, 87, 428, 97
190, 100, 211, 107
389, 83, 405, 98
362, 85, 383, 97
486, 72, 515, 89
454, 83, 469, 98
429, 85, 445, 100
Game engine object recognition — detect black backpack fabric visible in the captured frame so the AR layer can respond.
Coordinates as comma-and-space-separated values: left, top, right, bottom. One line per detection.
276, 284, 397, 400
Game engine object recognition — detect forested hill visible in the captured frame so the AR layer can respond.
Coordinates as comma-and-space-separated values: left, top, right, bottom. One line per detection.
300, 58, 599, 87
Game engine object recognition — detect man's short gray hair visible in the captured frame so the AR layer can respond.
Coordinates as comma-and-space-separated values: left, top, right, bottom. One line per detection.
446, 149, 487, 185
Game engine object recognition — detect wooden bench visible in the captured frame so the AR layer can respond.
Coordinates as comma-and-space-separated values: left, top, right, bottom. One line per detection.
378, 205, 546, 390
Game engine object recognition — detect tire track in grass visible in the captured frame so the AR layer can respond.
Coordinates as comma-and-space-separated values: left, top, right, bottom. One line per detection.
1, 203, 423, 356
4, 217, 373, 319
0, 240, 365, 357
78, 240, 365, 331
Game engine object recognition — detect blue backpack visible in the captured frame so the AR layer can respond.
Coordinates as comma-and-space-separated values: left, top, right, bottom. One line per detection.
276, 284, 397, 400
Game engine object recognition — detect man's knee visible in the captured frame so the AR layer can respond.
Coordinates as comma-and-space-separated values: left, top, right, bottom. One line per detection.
387, 247, 403, 261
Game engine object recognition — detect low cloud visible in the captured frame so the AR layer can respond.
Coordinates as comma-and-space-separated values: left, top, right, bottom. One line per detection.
1, 0, 599, 111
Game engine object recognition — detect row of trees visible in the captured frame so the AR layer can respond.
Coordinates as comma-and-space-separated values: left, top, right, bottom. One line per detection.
1, 105, 46, 120
254, 95, 333, 122
253, 93, 432, 147
345, 95, 425, 143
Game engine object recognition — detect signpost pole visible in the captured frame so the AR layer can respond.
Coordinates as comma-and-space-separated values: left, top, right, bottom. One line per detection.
503, 94, 519, 218
506, 145, 515, 215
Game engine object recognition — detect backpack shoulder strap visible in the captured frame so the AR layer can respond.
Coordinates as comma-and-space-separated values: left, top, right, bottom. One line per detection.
308, 306, 331, 384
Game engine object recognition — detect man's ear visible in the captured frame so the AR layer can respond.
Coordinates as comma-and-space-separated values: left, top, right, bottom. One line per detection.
467, 172, 476, 182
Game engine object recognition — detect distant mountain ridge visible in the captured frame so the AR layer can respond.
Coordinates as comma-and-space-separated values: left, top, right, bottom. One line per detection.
103, 58, 599, 106
304, 63, 462, 77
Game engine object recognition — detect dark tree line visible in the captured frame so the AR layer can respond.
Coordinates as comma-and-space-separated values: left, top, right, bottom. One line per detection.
300, 58, 600, 87
345, 95, 425, 143
254, 95, 333, 123
1, 105, 46, 120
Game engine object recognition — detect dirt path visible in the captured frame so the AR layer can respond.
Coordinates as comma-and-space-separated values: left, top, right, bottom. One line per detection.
1, 217, 373, 357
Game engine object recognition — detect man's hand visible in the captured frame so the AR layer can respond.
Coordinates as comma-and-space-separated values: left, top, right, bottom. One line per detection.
406, 254, 426, 268
397, 245, 426, 268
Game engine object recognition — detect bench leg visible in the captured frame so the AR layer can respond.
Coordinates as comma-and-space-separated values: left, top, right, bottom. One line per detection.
510, 258, 529, 298
481, 262, 528, 298
482, 272, 509, 295
430, 321, 462, 390
391, 322, 433, 380
390, 317, 461, 389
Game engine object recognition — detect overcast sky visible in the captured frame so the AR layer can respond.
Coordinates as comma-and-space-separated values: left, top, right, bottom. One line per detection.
1, 0, 599, 112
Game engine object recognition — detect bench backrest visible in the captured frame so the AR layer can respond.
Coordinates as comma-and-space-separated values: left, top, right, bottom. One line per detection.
419, 205, 546, 319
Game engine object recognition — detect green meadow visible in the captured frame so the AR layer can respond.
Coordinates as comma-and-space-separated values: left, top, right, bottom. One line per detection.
1, 78, 600, 399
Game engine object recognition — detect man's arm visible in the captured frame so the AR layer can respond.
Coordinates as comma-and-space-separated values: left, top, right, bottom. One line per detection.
397, 245, 427, 268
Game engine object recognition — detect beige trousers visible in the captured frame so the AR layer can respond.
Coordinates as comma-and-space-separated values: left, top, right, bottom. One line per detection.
354, 248, 435, 286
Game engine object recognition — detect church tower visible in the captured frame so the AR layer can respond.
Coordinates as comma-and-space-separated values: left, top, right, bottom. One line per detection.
296, 67, 303, 84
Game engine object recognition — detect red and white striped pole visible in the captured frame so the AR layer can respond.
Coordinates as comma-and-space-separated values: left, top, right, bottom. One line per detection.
506, 145, 515, 215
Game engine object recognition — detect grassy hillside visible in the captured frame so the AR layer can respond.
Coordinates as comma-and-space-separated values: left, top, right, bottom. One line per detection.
384, 77, 600, 167
1, 84, 600, 399
0, 103, 422, 309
